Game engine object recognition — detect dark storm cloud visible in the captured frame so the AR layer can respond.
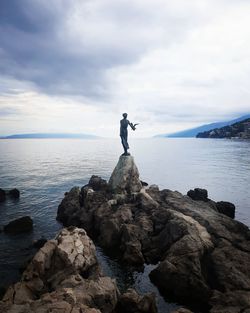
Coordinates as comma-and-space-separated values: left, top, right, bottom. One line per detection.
0, 0, 153, 99
0, 0, 201, 100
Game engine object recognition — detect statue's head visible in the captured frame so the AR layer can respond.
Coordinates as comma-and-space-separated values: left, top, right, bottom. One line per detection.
122, 113, 128, 118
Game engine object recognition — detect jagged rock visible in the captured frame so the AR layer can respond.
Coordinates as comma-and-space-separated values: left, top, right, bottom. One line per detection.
0, 227, 119, 313
9, 188, 20, 199
216, 201, 235, 218
187, 188, 208, 201
4, 216, 33, 234
57, 187, 82, 226
116, 288, 157, 313
109, 155, 142, 193
0, 188, 6, 202
56, 157, 250, 312
88, 175, 108, 191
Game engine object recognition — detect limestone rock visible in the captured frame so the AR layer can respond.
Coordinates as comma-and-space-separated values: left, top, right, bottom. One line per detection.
108, 155, 142, 193
0, 227, 119, 313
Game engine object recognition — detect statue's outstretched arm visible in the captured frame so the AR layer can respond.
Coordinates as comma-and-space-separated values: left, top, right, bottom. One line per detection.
129, 121, 139, 131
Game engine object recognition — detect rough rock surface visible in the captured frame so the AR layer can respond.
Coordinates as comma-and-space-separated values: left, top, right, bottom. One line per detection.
4, 216, 33, 234
116, 288, 157, 313
0, 227, 119, 313
216, 201, 235, 219
109, 155, 142, 193
57, 156, 250, 312
187, 188, 208, 201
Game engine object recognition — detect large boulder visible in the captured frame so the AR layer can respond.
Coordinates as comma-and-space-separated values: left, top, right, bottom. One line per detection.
4, 216, 33, 234
216, 201, 235, 219
109, 155, 142, 193
187, 188, 208, 201
0, 227, 119, 313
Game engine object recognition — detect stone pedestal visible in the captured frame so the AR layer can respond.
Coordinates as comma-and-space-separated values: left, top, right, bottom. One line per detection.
108, 155, 142, 193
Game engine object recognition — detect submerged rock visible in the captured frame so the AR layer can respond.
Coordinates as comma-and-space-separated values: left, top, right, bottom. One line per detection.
57, 156, 250, 312
4, 216, 33, 234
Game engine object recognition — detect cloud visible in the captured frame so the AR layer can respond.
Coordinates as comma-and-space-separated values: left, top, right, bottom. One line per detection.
0, 0, 250, 136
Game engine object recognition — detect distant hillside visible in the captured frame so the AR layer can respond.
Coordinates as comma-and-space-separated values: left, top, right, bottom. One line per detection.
156, 114, 250, 138
197, 118, 250, 139
0, 133, 99, 139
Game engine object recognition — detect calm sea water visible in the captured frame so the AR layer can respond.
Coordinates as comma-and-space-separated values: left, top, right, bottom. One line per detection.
0, 138, 249, 312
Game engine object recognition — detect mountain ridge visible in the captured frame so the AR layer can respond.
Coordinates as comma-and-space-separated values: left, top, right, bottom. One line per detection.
196, 117, 250, 139
155, 114, 250, 138
0, 133, 99, 139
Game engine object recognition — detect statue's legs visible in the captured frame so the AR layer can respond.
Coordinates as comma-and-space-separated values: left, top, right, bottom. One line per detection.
120, 135, 130, 155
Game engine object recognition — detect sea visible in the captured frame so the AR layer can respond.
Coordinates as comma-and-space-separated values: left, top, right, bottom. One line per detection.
0, 138, 250, 312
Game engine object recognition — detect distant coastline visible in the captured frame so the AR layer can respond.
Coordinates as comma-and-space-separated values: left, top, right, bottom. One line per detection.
0, 133, 99, 139
196, 118, 250, 139
155, 114, 250, 138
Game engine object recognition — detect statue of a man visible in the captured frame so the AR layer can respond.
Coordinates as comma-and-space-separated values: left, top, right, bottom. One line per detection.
120, 113, 138, 155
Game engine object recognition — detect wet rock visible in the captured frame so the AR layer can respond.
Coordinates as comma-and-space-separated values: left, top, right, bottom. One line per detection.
216, 201, 235, 219
4, 216, 33, 234
116, 288, 157, 313
0, 227, 119, 313
0, 188, 6, 202
109, 155, 142, 193
187, 188, 208, 201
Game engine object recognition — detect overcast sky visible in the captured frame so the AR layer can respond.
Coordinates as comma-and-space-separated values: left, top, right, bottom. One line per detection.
0, 0, 249, 137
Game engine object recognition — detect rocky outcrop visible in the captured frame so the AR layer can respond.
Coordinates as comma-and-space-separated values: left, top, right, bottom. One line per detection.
4, 216, 33, 234
57, 156, 250, 312
187, 188, 236, 219
0, 227, 120, 313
